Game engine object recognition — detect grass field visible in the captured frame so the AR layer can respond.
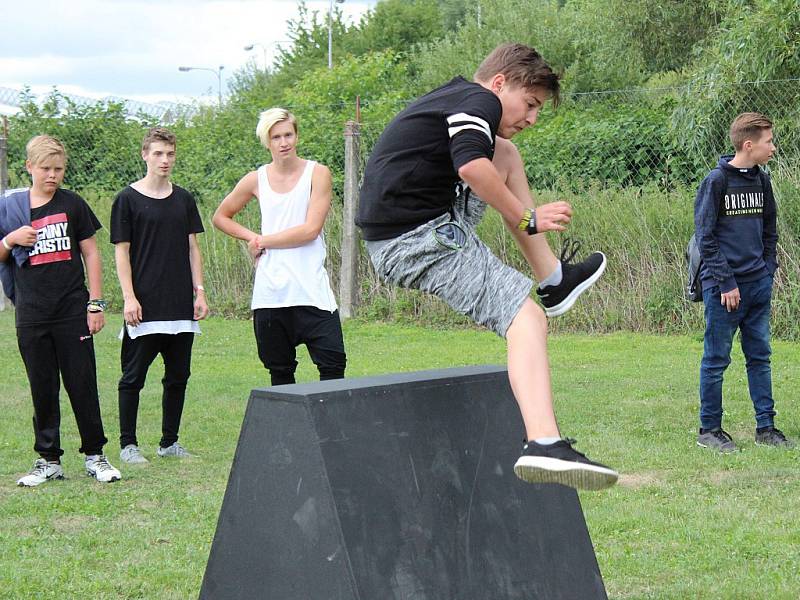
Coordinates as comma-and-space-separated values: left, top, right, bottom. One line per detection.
1, 309, 799, 599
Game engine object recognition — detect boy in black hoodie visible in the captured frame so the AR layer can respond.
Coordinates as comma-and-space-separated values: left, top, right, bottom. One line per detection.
694, 112, 793, 452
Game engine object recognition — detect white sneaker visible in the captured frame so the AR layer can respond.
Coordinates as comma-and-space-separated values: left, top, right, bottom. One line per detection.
85, 455, 122, 483
17, 458, 64, 487
120, 444, 149, 464
156, 442, 192, 458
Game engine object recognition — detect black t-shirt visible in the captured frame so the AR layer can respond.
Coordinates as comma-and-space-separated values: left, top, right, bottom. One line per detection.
356, 76, 501, 240
15, 189, 102, 327
110, 184, 204, 322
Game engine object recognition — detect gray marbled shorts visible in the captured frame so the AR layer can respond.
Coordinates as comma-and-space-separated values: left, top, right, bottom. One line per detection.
365, 193, 532, 337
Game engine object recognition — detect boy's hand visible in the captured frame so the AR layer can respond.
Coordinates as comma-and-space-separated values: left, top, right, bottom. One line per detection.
194, 293, 209, 320
721, 288, 740, 312
124, 297, 143, 327
247, 235, 264, 261
9, 225, 38, 247
534, 202, 573, 232
87, 311, 105, 335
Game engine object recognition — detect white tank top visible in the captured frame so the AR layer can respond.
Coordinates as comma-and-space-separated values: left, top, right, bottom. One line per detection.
251, 160, 337, 312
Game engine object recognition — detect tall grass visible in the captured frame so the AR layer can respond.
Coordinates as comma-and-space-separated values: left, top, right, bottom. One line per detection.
81, 169, 800, 338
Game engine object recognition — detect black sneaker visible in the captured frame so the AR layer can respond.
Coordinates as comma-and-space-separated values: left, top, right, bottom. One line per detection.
536, 239, 606, 317
513, 438, 618, 491
696, 427, 737, 453
755, 426, 795, 448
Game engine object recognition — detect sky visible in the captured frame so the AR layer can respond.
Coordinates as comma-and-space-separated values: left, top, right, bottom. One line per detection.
0, 0, 378, 109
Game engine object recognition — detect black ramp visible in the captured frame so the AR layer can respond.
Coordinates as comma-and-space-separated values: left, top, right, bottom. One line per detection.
200, 365, 608, 599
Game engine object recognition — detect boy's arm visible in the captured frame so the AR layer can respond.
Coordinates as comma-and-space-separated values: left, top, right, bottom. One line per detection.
0, 226, 37, 262
114, 242, 142, 327
188, 233, 208, 320
762, 176, 778, 274
458, 157, 571, 233
212, 171, 259, 244
694, 173, 737, 293
253, 164, 332, 252
79, 236, 105, 334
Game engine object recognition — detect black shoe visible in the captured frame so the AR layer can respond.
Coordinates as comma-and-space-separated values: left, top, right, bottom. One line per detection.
536, 239, 606, 317
696, 427, 737, 453
755, 426, 795, 448
513, 438, 618, 491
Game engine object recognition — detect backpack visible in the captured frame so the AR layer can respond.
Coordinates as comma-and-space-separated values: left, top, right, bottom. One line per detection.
686, 168, 728, 303
685, 233, 703, 302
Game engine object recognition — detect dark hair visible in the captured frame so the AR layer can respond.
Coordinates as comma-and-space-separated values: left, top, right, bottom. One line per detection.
474, 43, 561, 107
142, 127, 177, 152
730, 112, 773, 151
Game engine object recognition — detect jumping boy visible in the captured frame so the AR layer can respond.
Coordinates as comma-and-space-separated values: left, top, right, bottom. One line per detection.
111, 128, 209, 464
212, 108, 346, 386
694, 112, 794, 452
356, 43, 617, 490
0, 135, 121, 486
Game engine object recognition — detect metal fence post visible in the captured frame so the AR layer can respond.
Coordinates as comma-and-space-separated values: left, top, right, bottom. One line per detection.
339, 118, 361, 320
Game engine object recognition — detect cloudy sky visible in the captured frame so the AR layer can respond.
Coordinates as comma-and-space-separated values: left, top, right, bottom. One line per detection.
0, 0, 378, 107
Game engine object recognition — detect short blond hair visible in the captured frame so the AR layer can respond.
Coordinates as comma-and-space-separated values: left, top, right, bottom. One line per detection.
730, 112, 773, 151
26, 135, 66, 166
256, 108, 297, 149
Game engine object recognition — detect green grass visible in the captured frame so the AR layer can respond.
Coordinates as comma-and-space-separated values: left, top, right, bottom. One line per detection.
1, 310, 799, 599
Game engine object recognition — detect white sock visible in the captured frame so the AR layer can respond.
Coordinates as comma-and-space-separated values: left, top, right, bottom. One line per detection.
538, 263, 563, 289
85, 454, 99, 462
533, 437, 562, 446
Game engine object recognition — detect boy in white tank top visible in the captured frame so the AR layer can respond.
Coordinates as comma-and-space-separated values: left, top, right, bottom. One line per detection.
213, 108, 346, 385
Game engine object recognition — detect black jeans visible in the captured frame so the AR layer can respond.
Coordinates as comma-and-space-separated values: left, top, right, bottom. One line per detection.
118, 330, 194, 449
16, 318, 108, 460
253, 306, 346, 386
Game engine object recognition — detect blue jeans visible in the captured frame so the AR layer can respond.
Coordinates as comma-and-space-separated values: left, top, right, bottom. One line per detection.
699, 274, 775, 430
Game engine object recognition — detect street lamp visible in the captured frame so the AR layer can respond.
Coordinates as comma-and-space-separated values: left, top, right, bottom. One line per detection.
244, 41, 290, 72
178, 65, 224, 106
328, 0, 345, 69
243, 43, 268, 71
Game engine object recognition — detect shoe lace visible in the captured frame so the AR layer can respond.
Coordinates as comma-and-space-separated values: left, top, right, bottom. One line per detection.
92, 456, 114, 472
558, 238, 582, 266
560, 437, 588, 458
30, 460, 49, 477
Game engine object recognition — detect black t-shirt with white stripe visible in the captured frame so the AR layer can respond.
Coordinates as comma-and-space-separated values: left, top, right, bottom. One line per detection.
356, 77, 501, 240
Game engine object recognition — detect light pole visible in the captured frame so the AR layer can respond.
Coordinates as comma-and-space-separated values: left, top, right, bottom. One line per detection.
243, 43, 268, 71
328, 0, 345, 69
244, 40, 290, 72
178, 65, 224, 106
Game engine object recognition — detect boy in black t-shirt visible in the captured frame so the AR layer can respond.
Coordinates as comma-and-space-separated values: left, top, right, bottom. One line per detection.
111, 128, 208, 465
357, 43, 617, 490
0, 135, 121, 486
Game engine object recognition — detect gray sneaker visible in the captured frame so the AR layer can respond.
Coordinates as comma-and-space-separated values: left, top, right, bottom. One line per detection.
156, 442, 192, 458
120, 444, 149, 464
755, 426, 796, 448
697, 428, 737, 453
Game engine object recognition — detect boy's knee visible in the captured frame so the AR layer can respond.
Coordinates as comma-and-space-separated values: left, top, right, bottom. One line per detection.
507, 299, 547, 338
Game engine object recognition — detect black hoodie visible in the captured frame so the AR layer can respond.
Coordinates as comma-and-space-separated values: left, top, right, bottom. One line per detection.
694, 155, 778, 293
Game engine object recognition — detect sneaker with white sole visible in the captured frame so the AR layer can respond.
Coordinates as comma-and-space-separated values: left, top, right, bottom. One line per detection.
156, 442, 192, 458
536, 239, 606, 317
120, 444, 149, 464
85, 455, 122, 483
17, 458, 64, 487
514, 438, 618, 491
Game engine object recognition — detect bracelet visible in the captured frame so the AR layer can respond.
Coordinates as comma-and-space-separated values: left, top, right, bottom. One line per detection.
195, 284, 205, 293
87, 299, 107, 313
517, 208, 532, 232
1, 237, 11, 251
526, 207, 538, 235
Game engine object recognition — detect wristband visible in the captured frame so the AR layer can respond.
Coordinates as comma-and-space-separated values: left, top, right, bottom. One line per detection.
517, 208, 532, 232
526, 207, 538, 235
195, 284, 205, 293
1, 237, 11, 251
87, 299, 107, 313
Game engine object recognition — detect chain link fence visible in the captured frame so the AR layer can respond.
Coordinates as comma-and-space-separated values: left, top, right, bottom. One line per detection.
2, 79, 800, 332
